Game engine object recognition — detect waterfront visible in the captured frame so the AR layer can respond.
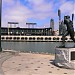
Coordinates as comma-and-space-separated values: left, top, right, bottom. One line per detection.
1, 42, 75, 54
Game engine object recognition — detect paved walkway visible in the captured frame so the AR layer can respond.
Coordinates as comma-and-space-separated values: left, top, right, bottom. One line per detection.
2, 53, 75, 75
0, 52, 13, 75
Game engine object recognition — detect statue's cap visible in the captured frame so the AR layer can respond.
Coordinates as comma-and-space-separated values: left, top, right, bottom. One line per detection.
64, 15, 70, 19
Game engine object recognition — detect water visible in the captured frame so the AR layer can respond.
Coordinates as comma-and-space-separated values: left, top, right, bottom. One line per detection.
1, 42, 74, 54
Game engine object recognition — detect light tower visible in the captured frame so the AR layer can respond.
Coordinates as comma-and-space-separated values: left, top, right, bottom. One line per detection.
58, 9, 61, 35
0, 0, 2, 52
26, 23, 37, 28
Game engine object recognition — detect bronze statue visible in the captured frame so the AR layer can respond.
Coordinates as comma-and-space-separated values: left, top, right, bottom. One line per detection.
62, 15, 75, 47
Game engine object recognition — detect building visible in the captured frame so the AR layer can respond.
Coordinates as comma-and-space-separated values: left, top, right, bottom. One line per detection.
1, 27, 53, 36
50, 19, 54, 31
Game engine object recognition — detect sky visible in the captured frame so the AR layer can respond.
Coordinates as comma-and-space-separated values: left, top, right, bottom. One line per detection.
2, 0, 75, 30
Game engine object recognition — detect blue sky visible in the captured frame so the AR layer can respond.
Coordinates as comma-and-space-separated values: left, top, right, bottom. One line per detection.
2, 0, 75, 30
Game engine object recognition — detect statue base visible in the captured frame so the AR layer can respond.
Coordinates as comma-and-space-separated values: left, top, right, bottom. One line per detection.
55, 47, 75, 69
0, 47, 2, 52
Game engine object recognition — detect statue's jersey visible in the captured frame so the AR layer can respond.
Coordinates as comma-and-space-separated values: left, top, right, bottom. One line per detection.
65, 21, 74, 32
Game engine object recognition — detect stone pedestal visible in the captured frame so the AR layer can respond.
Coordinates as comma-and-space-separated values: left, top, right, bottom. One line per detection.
55, 47, 75, 69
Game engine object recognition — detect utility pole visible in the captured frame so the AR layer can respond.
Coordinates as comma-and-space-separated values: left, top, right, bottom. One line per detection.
0, 0, 2, 52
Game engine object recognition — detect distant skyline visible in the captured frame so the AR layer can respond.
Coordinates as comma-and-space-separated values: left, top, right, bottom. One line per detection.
2, 0, 75, 30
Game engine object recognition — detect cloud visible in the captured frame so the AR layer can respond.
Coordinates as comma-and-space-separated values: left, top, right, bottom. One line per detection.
27, 0, 44, 6
2, 0, 15, 7
2, 0, 55, 27
5, 6, 32, 21
2, 0, 33, 27
27, 0, 55, 19
60, 1, 74, 15
2, 0, 75, 29
3, 0, 14, 4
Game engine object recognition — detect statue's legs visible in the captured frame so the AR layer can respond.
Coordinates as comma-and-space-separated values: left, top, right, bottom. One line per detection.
62, 31, 68, 47
69, 30, 75, 42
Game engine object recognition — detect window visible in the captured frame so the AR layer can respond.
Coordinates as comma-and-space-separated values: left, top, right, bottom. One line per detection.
13, 37, 16, 40
2, 37, 4, 39
6, 37, 9, 40
29, 37, 32, 40
33, 37, 35, 40
21, 37, 24, 40
49, 37, 51, 40
25, 37, 28, 40
17, 37, 20, 40
57, 37, 59, 40
71, 51, 75, 60
53, 37, 56, 40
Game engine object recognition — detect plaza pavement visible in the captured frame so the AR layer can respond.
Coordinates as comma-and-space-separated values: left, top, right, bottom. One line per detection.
0, 52, 13, 75
1, 52, 75, 75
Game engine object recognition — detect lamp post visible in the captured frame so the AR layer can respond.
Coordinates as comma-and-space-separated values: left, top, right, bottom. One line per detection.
0, 0, 2, 52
